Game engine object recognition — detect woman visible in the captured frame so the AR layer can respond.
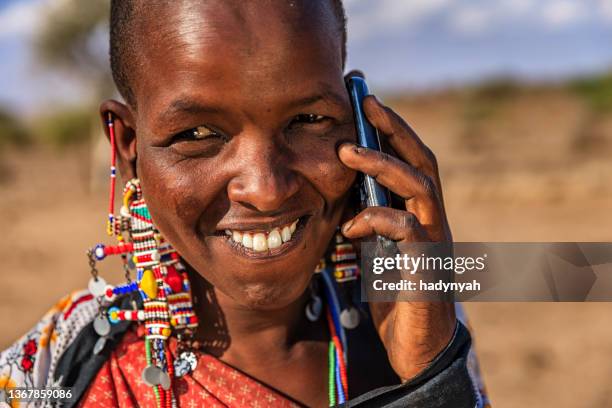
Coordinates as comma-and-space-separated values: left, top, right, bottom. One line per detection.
0, 1, 489, 407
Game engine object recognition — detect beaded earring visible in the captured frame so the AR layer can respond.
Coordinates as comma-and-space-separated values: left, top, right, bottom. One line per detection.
86, 114, 200, 408
306, 230, 361, 329
304, 259, 327, 322
330, 231, 361, 329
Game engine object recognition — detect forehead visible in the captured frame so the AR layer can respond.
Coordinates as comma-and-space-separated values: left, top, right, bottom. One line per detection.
130, 0, 344, 118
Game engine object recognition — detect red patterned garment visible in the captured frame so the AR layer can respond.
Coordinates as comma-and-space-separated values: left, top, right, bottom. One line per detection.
78, 326, 300, 408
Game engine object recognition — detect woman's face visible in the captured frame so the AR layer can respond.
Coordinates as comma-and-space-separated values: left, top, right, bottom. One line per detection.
128, 2, 356, 309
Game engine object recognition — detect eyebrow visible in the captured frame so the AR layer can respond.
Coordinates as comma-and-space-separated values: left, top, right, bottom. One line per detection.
156, 85, 346, 126
155, 98, 221, 128
287, 88, 346, 110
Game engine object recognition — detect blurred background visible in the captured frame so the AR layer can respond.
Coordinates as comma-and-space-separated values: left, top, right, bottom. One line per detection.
1, 0, 611, 406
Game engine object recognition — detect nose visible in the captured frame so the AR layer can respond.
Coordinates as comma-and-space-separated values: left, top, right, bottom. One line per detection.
227, 139, 302, 213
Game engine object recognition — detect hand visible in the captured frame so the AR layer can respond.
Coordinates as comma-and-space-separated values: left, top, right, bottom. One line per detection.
338, 95, 456, 382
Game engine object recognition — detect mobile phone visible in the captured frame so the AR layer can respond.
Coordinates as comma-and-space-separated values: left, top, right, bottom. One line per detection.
346, 76, 390, 209
347, 76, 395, 250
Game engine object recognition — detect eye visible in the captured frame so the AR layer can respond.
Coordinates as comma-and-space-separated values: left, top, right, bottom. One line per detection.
192, 125, 217, 139
168, 124, 227, 158
172, 125, 225, 143
291, 114, 326, 125
287, 114, 331, 132
190, 125, 218, 140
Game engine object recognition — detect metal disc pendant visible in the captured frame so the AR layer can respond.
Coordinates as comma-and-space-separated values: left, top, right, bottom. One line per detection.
142, 365, 164, 387
159, 371, 171, 390
88, 276, 108, 297
305, 295, 322, 322
93, 315, 111, 336
340, 307, 360, 329
93, 336, 107, 355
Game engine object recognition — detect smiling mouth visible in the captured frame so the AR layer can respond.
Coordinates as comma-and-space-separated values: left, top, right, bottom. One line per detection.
216, 216, 309, 257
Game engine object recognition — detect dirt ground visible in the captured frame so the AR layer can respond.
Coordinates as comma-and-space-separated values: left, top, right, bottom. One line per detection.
1, 88, 611, 407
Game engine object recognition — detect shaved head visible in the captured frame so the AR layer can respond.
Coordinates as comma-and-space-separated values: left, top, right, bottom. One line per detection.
110, 0, 347, 109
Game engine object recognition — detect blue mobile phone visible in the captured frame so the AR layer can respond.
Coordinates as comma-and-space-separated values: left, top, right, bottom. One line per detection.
347, 76, 390, 209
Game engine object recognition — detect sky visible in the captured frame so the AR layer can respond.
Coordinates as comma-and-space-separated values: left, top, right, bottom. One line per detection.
0, 0, 611, 117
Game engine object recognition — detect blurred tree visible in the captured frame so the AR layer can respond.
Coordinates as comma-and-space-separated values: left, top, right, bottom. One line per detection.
571, 72, 612, 115
0, 109, 30, 184
34, 0, 112, 96
0, 109, 30, 150
570, 72, 612, 156
34, 107, 93, 148
32, 0, 113, 190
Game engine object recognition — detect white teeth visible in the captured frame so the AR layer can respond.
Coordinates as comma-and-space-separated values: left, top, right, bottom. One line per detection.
224, 218, 300, 252
253, 233, 268, 251
268, 229, 282, 249
281, 226, 292, 242
242, 233, 253, 249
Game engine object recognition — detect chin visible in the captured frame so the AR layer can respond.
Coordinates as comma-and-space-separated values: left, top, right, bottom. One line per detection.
218, 254, 316, 308
237, 281, 306, 310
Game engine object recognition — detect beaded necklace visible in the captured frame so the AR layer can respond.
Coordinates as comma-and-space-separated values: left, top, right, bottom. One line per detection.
322, 268, 350, 405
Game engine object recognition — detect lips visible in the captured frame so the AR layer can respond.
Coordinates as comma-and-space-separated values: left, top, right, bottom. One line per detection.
223, 219, 299, 252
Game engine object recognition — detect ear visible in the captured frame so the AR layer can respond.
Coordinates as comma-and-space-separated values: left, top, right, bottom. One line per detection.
99, 100, 137, 181
340, 182, 361, 224
339, 184, 363, 257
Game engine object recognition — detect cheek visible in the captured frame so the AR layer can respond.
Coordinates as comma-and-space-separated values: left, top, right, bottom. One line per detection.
135, 147, 222, 246
299, 142, 357, 207
315, 158, 356, 204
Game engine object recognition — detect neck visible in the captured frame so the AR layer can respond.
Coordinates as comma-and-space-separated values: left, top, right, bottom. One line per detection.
189, 270, 325, 365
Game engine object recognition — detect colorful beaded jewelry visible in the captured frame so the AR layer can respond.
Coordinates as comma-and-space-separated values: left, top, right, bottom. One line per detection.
86, 114, 199, 408
313, 231, 359, 404
106, 112, 117, 236
331, 231, 361, 330
321, 262, 350, 405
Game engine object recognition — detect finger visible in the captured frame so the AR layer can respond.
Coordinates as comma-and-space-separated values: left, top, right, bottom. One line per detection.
338, 143, 440, 223
362, 95, 439, 182
341, 207, 428, 242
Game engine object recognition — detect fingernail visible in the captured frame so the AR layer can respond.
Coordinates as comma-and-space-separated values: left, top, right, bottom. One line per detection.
338, 142, 362, 154
342, 220, 354, 234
